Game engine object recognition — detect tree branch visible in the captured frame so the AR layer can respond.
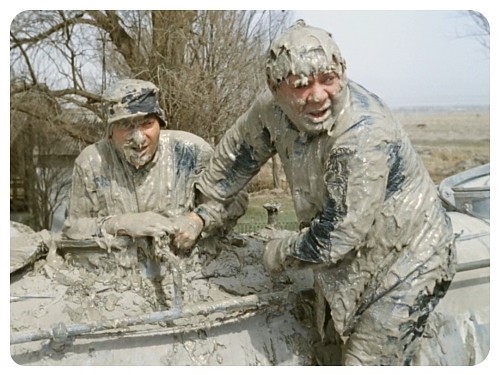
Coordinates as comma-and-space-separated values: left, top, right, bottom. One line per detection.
10, 13, 98, 50
86, 10, 138, 64
10, 32, 37, 84
10, 102, 99, 145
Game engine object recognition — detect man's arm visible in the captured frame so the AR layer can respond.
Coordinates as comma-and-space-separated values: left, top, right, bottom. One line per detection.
173, 96, 276, 249
291, 142, 389, 264
264, 123, 393, 273
63, 161, 177, 240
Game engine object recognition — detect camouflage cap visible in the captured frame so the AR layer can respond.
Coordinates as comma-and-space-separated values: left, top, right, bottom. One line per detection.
103, 79, 167, 136
265, 20, 347, 86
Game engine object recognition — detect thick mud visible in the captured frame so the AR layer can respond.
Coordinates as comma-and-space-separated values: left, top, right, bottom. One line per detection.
10, 228, 322, 365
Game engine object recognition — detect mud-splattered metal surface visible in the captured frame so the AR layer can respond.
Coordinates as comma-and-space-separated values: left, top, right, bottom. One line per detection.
10, 230, 318, 365
10, 212, 489, 365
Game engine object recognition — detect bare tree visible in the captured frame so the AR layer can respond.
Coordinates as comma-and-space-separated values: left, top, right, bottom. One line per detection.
10, 82, 95, 230
10, 10, 291, 229
11, 10, 290, 141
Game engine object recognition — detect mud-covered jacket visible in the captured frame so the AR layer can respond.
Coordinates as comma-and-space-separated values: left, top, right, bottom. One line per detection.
195, 81, 455, 336
63, 130, 246, 239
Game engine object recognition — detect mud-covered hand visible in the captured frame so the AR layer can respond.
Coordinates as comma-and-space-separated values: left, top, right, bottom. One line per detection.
263, 237, 295, 275
171, 212, 204, 250
102, 212, 175, 238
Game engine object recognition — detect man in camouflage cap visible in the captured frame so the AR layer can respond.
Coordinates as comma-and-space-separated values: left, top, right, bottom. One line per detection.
103, 79, 167, 171
170, 21, 456, 365
63, 79, 247, 249
104, 79, 166, 129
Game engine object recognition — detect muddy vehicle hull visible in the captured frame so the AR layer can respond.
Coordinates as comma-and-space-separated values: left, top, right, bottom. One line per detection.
11, 232, 318, 365
10, 165, 490, 365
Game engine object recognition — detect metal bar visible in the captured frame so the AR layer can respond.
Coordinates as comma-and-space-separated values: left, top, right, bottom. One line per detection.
10, 295, 54, 302
10, 290, 290, 345
58, 309, 262, 342
456, 232, 489, 241
456, 259, 490, 273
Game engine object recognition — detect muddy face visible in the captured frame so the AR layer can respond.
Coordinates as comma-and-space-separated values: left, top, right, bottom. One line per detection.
111, 114, 161, 169
265, 23, 348, 135
274, 72, 342, 134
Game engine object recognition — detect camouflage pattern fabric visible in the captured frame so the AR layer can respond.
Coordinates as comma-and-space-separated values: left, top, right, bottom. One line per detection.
103, 79, 167, 136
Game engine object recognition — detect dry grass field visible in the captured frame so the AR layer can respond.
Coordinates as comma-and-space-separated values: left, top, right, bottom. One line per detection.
236, 106, 490, 230
395, 106, 490, 183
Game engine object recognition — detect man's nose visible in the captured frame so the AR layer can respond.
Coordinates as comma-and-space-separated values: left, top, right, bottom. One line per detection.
129, 127, 146, 144
307, 83, 327, 103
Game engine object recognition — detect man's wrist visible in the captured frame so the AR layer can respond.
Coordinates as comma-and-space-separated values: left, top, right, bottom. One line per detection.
187, 211, 204, 230
192, 207, 209, 229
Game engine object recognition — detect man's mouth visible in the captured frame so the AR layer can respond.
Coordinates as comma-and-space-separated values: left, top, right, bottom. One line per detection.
306, 107, 331, 123
130, 145, 148, 154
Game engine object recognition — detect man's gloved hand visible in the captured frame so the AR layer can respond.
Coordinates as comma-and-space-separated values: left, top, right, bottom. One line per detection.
102, 212, 175, 238
263, 236, 296, 275
171, 212, 204, 250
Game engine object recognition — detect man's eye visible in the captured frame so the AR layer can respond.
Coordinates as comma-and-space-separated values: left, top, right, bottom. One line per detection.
142, 120, 155, 128
322, 75, 336, 84
116, 122, 130, 130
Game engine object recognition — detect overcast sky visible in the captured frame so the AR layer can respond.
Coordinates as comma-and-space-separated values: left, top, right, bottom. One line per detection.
292, 10, 490, 108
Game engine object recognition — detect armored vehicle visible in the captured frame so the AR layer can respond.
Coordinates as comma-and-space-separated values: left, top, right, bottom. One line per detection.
10, 165, 490, 365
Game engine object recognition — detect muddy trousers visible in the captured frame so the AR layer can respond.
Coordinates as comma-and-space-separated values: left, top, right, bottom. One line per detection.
340, 273, 452, 366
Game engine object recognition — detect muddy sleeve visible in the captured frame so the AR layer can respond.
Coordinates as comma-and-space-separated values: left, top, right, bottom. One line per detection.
193, 101, 275, 232
62, 163, 105, 240
291, 128, 391, 265
195, 139, 249, 233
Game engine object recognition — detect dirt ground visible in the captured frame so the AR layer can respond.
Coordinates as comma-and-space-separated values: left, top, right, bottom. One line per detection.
394, 106, 490, 183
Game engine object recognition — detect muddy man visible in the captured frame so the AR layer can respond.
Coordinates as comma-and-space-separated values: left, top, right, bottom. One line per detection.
63, 79, 247, 252
171, 20, 456, 365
